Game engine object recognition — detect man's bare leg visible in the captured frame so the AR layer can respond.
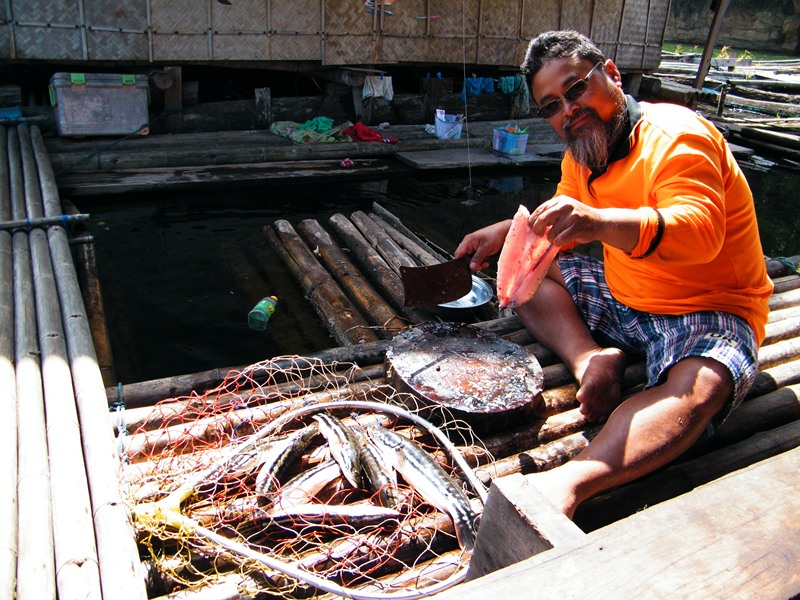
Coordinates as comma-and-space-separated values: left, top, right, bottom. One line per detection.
513, 264, 733, 518
515, 264, 626, 422
529, 357, 732, 518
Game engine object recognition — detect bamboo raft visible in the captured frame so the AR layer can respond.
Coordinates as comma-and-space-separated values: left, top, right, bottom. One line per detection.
4, 120, 800, 598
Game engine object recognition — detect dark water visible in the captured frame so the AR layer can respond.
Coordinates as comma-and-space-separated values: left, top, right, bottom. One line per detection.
82, 160, 799, 384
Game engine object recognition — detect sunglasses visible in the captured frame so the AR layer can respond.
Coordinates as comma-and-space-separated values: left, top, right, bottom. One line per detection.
535, 61, 604, 119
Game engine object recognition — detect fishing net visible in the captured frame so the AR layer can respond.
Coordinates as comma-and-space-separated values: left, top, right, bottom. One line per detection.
116, 356, 491, 599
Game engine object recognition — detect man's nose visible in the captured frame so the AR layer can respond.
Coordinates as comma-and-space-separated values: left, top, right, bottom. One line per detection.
561, 96, 580, 117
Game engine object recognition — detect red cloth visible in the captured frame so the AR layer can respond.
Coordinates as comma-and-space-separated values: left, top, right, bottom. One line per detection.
343, 122, 398, 143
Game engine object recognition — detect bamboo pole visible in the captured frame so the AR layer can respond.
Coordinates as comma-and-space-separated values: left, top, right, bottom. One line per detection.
349, 210, 417, 274
27, 132, 105, 595
297, 218, 407, 337
29, 227, 102, 598
328, 212, 426, 321
0, 213, 89, 231
372, 202, 448, 263
369, 212, 442, 266
121, 379, 384, 462
30, 125, 148, 600
766, 303, 800, 324
763, 316, 800, 346
771, 274, 800, 295
758, 336, 800, 370
714, 383, 800, 447
19, 126, 103, 599
106, 338, 391, 409
63, 197, 117, 386
0, 125, 18, 600
768, 286, 800, 311
114, 363, 385, 435
12, 228, 56, 600
748, 358, 800, 400
475, 427, 602, 484
267, 221, 379, 345
108, 315, 524, 412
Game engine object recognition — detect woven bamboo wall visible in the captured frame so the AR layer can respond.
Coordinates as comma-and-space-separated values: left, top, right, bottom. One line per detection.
0, 0, 668, 71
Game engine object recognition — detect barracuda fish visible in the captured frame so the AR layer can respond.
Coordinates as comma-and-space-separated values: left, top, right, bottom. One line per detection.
267, 503, 402, 528
312, 413, 363, 489
254, 423, 318, 496
352, 425, 404, 509
272, 458, 342, 510
368, 425, 478, 551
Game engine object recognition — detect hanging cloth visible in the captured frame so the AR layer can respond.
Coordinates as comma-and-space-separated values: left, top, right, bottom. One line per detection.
498, 76, 531, 118
460, 77, 495, 102
363, 75, 394, 102
421, 76, 453, 100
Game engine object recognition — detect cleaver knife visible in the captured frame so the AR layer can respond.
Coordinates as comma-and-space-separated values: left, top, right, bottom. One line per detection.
400, 256, 473, 307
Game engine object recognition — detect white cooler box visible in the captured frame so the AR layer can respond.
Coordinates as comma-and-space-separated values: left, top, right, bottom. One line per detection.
49, 72, 150, 137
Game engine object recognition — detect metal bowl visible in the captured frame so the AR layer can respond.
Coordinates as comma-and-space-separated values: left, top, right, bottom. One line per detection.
438, 275, 493, 309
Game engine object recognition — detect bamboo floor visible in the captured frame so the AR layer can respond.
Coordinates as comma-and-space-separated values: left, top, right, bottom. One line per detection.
106, 205, 800, 598
4, 119, 800, 599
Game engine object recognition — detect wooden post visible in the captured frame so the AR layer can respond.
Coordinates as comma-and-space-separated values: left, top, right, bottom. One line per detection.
466, 473, 585, 580
693, 0, 733, 91
254, 87, 271, 129
163, 66, 183, 133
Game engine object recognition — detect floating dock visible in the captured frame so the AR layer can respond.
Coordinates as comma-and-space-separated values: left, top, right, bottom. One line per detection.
4, 120, 800, 599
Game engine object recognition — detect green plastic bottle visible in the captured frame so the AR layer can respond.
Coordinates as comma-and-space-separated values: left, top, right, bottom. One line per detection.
248, 296, 278, 331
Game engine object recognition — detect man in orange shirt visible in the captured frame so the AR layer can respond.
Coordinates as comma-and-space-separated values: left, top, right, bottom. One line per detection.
455, 30, 772, 518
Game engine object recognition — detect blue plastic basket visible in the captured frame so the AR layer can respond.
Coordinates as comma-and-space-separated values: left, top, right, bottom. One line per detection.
493, 127, 529, 155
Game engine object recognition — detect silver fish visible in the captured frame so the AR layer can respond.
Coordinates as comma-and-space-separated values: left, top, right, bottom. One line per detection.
273, 458, 342, 510
267, 503, 401, 528
368, 425, 478, 551
255, 424, 318, 496
312, 413, 363, 488
352, 425, 404, 510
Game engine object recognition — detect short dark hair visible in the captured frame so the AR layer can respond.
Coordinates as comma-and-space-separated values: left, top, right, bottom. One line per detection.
521, 30, 605, 82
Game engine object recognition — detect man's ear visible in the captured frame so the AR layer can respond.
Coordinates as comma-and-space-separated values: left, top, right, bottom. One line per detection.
604, 60, 624, 87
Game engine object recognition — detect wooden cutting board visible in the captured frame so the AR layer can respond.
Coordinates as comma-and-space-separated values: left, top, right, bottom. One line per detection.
385, 322, 544, 435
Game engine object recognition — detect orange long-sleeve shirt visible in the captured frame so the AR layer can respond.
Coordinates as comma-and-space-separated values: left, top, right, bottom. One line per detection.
555, 98, 773, 344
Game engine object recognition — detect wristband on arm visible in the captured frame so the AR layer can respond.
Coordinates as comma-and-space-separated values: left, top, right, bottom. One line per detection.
638, 208, 664, 259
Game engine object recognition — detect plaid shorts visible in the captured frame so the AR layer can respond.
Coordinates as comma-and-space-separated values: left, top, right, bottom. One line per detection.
558, 253, 759, 430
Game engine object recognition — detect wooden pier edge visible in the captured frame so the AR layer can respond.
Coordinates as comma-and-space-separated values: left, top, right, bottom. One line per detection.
447, 442, 800, 599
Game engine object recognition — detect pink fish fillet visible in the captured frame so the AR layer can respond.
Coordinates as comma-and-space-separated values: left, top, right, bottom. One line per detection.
496, 205, 560, 309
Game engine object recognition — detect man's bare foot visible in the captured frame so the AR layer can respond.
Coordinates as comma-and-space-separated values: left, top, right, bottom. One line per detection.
526, 468, 580, 519
574, 347, 626, 422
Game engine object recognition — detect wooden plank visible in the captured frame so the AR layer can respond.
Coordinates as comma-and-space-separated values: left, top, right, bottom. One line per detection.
437, 446, 800, 600
54, 159, 399, 196
395, 145, 565, 170
465, 473, 585, 581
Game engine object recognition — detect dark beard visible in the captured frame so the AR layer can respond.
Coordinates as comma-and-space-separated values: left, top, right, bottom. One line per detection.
564, 99, 627, 172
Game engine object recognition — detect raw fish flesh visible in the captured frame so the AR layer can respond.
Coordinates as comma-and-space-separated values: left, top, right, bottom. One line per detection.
496, 205, 559, 308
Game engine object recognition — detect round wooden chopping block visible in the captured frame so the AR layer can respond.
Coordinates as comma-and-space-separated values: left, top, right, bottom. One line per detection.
385, 322, 543, 434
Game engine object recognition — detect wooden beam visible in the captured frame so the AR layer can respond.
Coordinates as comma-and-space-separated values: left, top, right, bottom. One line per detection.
693, 0, 733, 91
437, 446, 800, 599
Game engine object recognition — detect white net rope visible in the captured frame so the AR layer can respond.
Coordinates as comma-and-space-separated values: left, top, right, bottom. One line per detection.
118, 356, 491, 599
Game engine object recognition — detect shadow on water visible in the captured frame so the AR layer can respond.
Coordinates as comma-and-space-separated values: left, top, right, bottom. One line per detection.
83, 161, 798, 384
